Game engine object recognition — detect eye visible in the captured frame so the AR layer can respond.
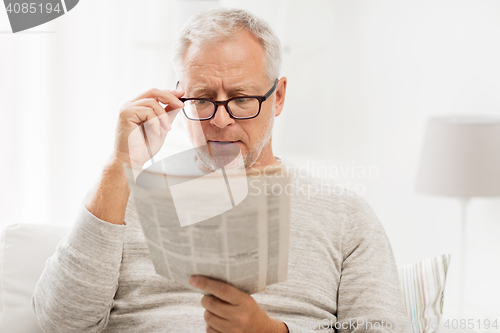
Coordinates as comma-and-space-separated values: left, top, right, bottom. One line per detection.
233, 97, 252, 104
193, 99, 209, 105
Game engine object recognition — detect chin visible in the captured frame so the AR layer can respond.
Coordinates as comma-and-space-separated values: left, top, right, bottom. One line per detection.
217, 153, 246, 170
194, 146, 247, 171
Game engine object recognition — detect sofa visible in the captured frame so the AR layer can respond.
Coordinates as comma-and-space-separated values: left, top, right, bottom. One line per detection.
0, 223, 453, 333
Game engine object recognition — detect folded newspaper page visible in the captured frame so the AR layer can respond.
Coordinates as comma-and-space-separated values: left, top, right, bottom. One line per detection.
123, 155, 290, 295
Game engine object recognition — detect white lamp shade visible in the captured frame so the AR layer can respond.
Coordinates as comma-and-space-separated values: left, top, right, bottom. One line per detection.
415, 115, 500, 197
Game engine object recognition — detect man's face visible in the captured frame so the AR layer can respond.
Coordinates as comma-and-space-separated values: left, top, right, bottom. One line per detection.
180, 29, 286, 170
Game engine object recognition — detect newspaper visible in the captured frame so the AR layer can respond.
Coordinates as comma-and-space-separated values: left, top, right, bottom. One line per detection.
123, 158, 290, 295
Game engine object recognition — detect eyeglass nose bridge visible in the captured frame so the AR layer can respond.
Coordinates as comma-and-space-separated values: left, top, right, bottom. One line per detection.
211, 100, 235, 119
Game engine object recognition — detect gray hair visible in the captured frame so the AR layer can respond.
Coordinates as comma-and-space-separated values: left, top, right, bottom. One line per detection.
172, 8, 282, 83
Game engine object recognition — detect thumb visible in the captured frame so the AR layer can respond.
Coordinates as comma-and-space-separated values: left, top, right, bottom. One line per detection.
166, 89, 185, 98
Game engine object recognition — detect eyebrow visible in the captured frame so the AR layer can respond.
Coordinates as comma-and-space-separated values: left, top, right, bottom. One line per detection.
188, 84, 260, 95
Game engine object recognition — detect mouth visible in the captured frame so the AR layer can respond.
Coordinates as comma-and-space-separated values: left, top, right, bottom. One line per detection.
206, 140, 241, 156
207, 140, 241, 144
207, 140, 240, 143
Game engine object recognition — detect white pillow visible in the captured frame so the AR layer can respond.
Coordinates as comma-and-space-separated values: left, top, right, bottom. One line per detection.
398, 253, 452, 333
0, 224, 69, 333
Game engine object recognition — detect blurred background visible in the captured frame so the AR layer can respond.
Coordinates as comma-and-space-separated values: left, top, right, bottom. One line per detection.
1, 0, 499, 323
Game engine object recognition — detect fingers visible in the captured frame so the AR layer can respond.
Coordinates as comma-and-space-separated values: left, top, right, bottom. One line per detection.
158, 90, 185, 112
204, 310, 228, 333
131, 88, 185, 111
114, 89, 182, 168
206, 324, 222, 333
126, 106, 161, 136
130, 98, 172, 131
201, 295, 233, 318
190, 276, 245, 305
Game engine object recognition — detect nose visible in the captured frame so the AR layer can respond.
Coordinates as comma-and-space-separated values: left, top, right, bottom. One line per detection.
210, 104, 235, 128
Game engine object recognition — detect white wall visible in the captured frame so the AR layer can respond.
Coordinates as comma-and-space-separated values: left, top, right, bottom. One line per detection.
265, 0, 500, 321
1, 0, 499, 322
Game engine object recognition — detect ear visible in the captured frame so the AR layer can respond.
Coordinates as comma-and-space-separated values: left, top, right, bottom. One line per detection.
274, 77, 287, 117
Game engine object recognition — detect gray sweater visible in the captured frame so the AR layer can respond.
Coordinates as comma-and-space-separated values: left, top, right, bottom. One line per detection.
32, 160, 411, 333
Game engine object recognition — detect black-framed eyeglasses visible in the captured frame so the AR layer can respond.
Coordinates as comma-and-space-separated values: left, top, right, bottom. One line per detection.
177, 79, 279, 121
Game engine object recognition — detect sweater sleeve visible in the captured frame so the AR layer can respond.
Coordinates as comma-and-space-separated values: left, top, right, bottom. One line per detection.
281, 321, 318, 333
336, 195, 411, 333
31, 204, 127, 333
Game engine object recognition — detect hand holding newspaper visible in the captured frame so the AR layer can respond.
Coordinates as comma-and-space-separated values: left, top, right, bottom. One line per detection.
123, 151, 291, 295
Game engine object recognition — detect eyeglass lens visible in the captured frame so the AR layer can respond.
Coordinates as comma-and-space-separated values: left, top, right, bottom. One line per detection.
183, 97, 260, 120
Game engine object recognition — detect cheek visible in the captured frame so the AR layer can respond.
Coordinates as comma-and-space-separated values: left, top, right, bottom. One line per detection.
242, 116, 272, 144
185, 119, 207, 145
255, 107, 274, 134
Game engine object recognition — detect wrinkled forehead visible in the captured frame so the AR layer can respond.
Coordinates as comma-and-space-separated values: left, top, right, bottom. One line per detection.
179, 31, 268, 89
183, 80, 263, 96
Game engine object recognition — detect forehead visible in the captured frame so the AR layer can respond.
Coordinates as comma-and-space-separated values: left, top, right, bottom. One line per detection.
181, 30, 268, 90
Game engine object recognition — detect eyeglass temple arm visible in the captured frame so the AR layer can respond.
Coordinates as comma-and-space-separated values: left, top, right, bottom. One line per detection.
176, 81, 188, 102
263, 79, 279, 100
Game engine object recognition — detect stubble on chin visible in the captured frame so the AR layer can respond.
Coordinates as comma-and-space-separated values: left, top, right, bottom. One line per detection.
195, 148, 245, 171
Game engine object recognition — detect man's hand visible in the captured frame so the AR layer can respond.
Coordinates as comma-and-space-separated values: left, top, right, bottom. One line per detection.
113, 88, 185, 169
189, 276, 288, 333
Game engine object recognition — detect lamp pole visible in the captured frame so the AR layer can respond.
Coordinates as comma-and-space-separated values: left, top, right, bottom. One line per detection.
415, 116, 500, 319
457, 197, 470, 319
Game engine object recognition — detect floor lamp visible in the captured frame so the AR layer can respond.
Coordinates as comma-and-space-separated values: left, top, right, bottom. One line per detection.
415, 115, 500, 318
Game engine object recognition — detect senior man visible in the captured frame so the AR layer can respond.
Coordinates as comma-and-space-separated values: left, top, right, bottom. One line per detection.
32, 8, 410, 333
